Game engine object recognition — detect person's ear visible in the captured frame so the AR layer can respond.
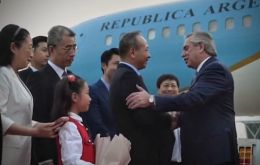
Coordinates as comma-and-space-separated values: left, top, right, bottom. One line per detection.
71, 92, 78, 102
129, 47, 136, 58
199, 42, 205, 53
48, 45, 55, 55
10, 42, 17, 54
102, 63, 107, 72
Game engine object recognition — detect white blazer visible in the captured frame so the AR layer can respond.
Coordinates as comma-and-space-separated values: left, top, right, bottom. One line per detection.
0, 66, 33, 165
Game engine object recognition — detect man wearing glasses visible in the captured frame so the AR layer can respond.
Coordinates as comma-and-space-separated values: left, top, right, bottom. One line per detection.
27, 25, 76, 165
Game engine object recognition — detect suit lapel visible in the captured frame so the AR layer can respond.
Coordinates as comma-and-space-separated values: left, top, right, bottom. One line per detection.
44, 64, 61, 81
138, 75, 148, 91
199, 57, 217, 74
118, 63, 148, 91
190, 57, 217, 88
96, 79, 109, 98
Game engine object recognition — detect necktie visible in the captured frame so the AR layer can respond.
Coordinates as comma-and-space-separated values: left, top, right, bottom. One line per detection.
62, 71, 67, 77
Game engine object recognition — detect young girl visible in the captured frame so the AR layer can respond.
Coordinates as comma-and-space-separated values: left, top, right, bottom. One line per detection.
52, 75, 95, 165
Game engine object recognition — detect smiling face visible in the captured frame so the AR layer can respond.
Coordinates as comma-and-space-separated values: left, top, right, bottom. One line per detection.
133, 35, 150, 70
158, 79, 179, 96
12, 35, 33, 70
182, 36, 203, 69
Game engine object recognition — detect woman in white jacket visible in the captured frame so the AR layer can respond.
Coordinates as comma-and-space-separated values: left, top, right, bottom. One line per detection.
0, 24, 68, 165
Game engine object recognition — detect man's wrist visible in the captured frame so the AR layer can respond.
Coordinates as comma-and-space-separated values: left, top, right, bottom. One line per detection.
149, 95, 156, 106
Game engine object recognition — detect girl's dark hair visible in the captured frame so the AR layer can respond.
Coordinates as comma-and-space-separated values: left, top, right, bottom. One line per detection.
51, 75, 85, 121
0, 24, 30, 66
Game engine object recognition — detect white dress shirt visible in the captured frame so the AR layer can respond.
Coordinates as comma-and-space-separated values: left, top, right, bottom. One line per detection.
48, 60, 67, 79
196, 57, 210, 72
58, 112, 94, 165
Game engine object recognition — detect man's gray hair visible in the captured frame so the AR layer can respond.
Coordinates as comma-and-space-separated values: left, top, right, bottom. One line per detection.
47, 25, 75, 46
186, 32, 217, 56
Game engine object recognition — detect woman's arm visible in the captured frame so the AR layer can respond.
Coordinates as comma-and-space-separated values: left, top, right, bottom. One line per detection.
5, 117, 68, 138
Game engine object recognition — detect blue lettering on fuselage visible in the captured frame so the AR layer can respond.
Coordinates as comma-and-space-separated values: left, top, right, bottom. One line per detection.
100, 0, 259, 31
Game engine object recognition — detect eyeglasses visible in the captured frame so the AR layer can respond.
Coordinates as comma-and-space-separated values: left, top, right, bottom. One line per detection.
62, 44, 77, 52
49, 44, 77, 52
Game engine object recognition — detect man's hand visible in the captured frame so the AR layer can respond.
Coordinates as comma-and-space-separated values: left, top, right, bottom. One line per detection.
126, 84, 151, 109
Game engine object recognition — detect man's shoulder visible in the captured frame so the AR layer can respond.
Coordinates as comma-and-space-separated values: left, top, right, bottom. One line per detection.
116, 65, 137, 78
27, 65, 60, 87
91, 79, 107, 94
202, 57, 227, 71
205, 59, 228, 72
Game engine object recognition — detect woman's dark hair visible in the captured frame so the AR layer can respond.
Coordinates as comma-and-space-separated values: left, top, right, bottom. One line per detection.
51, 75, 85, 121
0, 24, 30, 66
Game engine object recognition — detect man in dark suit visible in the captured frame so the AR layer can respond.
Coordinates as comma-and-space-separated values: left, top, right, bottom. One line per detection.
19, 36, 49, 82
156, 74, 182, 165
126, 32, 239, 165
81, 48, 120, 139
110, 32, 173, 165
27, 25, 76, 165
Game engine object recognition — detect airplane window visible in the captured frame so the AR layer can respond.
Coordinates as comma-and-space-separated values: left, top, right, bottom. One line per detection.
105, 35, 112, 46
162, 27, 171, 38
192, 22, 201, 32
243, 15, 252, 28
177, 24, 185, 36
226, 18, 234, 30
148, 29, 156, 40
209, 20, 218, 32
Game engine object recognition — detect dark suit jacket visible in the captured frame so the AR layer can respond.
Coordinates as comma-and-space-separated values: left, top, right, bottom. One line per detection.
27, 64, 69, 164
155, 57, 239, 165
81, 79, 117, 139
19, 67, 33, 83
110, 63, 173, 165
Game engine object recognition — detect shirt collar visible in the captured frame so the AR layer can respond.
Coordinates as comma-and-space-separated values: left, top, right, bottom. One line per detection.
30, 65, 38, 72
68, 112, 83, 123
48, 60, 67, 79
120, 61, 140, 76
197, 57, 210, 72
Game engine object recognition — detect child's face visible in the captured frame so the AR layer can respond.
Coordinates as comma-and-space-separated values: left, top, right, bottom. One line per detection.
78, 83, 91, 112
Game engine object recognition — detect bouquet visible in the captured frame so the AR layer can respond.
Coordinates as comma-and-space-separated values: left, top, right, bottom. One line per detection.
95, 133, 131, 165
